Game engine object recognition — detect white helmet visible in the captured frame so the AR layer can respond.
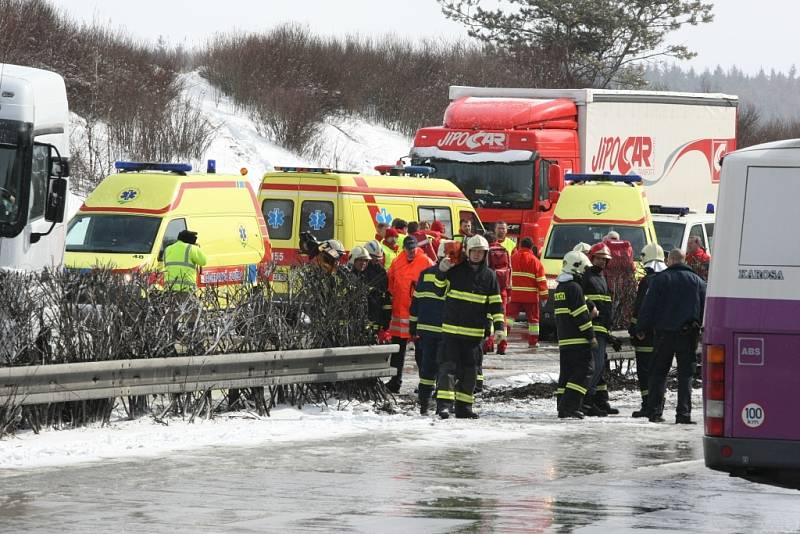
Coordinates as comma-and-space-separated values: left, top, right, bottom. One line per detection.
465, 234, 489, 254
562, 250, 592, 276
572, 242, 591, 255
319, 239, 345, 259
364, 239, 384, 260
641, 242, 665, 264
348, 246, 370, 265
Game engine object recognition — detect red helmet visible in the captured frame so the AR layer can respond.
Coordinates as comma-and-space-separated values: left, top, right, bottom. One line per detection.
588, 242, 612, 260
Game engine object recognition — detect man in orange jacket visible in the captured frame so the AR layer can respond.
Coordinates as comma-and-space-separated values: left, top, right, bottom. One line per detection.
386, 235, 434, 392
508, 237, 548, 347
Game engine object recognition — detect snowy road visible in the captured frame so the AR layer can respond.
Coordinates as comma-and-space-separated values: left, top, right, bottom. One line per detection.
1, 341, 799, 532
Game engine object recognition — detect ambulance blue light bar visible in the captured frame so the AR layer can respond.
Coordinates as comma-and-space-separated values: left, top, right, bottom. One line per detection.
566, 172, 642, 184
115, 161, 192, 173
650, 205, 690, 216
706, 203, 715, 214
273, 166, 331, 174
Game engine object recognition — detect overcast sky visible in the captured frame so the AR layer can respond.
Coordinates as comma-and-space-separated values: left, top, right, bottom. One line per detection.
48, 0, 797, 75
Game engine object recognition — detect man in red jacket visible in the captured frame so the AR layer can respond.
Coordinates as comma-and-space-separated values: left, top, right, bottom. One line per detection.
386, 235, 434, 392
508, 237, 548, 347
685, 236, 711, 281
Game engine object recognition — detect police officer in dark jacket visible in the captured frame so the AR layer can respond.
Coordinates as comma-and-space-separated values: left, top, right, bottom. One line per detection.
435, 235, 505, 419
629, 243, 667, 417
635, 248, 707, 424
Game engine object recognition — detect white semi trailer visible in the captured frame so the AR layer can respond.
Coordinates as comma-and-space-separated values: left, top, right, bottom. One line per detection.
0, 63, 70, 271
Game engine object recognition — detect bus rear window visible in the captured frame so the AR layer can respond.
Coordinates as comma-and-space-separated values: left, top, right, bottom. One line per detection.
740, 167, 800, 266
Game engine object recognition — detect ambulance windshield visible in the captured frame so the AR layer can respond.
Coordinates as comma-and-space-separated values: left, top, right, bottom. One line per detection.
428, 160, 534, 208
66, 214, 161, 254
545, 225, 646, 260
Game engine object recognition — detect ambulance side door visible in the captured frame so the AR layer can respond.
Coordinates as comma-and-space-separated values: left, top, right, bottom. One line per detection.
261, 195, 297, 267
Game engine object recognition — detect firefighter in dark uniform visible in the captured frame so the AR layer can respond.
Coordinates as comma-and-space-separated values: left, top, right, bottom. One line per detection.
435, 235, 505, 419
409, 242, 451, 415
582, 242, 618, 416
554, 251, 597, 419
629, 243, 666, 417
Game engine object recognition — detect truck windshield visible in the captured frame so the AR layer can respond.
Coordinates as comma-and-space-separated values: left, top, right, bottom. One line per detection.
429, 160, 534, 208
545, 225, 647, 260
0, 145, 21, 224
653, 221, 685, 252
66, 214, 162, 254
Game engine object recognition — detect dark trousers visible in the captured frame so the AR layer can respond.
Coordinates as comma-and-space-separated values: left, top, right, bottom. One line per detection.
436, 336, 479, 408
634, 349, 654, 405
475, 344, 484, 388
646, 331, 697, 417
389, 337, 408, 384
417, 333, 441, 401
558, 346, 593, 413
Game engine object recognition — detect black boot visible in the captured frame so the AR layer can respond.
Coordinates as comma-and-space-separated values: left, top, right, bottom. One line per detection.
558, 410, 585, 419
594, 389, 619, 415
436, 399, 452, 420
419, 397, 430, 416
632, 398, 649, 418
675, 414, 696, 424
385, 376, 401, 394
582, 395, 608, 417
418, 384, 433, 415
455, 402, 479, 419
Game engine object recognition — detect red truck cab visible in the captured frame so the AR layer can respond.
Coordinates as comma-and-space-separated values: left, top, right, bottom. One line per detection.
411, 95, 577, 250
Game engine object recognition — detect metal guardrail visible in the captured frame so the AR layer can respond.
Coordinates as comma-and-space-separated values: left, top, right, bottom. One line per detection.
0, 344, 398, 406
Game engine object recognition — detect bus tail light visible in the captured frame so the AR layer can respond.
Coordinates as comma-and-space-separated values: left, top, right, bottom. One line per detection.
705, 344, 725, 437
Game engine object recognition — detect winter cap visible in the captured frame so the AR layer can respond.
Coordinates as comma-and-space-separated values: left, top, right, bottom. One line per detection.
403, 235, 418, 250
384, 228, 399, 239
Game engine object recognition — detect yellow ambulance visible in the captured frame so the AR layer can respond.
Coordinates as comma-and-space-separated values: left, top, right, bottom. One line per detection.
539, 173, 657, 278
65, 162, 271, 291
258, 166, 482, 283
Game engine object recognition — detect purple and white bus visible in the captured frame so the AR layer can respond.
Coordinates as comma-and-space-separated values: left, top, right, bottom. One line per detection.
704, 139, 800, 476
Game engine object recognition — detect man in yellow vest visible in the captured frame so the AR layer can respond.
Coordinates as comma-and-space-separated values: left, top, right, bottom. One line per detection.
494, 221, 516, 256
164, 230, 207, 294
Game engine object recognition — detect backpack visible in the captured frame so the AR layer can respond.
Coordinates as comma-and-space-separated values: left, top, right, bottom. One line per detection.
488, 245, 511, 291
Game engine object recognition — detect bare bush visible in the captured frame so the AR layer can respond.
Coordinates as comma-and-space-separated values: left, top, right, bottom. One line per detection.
201, 25, 560, 152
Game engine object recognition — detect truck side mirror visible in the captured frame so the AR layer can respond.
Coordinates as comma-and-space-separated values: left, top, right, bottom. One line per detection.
548, 190, 560, 204
548, 164, 562, 190
44, 177, 67, 223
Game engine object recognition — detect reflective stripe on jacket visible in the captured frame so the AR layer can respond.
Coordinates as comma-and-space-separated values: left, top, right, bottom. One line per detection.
554, 277, 595, 349
510, 248, 547, 303
437, 261, 504, 341
164, 241, 207, 292
409, 265, 449, 336
583, 266, 612, 338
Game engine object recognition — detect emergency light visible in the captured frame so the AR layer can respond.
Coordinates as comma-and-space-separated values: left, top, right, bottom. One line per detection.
566, 172, 642, 184
374, 164, 435, 176
207, 159, 216, 174
650, 205, 690, 216
115, 161, 192, 174
706, 203, 715, 214
274, 166, 331, 174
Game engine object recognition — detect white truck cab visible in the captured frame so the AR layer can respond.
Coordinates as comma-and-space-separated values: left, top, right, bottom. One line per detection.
0, 64, 70, 271
651, 206, 715, 255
